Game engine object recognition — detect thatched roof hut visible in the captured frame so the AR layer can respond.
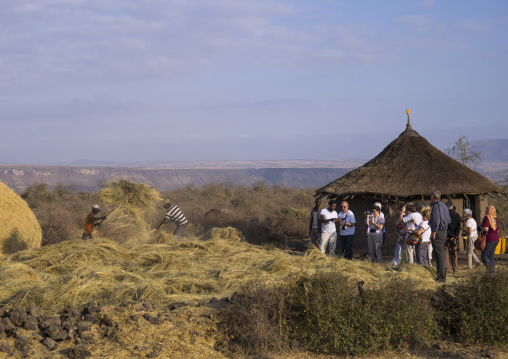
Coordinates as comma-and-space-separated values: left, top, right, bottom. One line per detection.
315, 112, 503, 255
317, 116, 501, 200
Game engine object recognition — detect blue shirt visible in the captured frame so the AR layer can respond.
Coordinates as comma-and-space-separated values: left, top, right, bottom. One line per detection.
429, 200, 451, 232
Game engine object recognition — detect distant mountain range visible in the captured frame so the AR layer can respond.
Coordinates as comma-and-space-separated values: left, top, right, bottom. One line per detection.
471, 139, 508, 162
1, 140, 506, 193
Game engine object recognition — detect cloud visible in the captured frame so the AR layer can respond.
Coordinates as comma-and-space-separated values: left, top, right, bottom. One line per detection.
0, 0, 400, 93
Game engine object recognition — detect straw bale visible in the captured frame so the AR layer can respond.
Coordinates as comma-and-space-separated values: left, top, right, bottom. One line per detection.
0, 182, 41, 256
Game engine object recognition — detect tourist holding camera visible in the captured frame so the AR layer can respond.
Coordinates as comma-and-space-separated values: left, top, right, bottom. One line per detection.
399, 203, 422, 264
338, 201, 356, 260
366, 205, 384, 263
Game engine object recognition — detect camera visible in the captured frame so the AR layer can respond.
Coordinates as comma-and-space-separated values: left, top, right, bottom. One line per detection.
365, 211, 371, 216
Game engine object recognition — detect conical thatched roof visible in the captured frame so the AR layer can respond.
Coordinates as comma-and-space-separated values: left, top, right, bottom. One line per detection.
316, 118, 501, 199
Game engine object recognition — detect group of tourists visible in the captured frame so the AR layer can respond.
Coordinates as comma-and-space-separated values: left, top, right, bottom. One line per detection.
310, 189, 500, 282
81, 199, 188, 240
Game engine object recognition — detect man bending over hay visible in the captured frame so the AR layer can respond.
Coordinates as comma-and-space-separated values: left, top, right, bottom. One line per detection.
155, 199, 188, 240
82, 205, 107, 240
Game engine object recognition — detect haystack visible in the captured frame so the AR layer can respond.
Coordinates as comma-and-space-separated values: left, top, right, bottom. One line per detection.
0, 182, 41, 255
98, 180, 162, 243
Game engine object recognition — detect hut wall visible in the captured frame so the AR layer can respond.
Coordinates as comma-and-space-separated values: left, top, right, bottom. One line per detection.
474, 195, 488, 224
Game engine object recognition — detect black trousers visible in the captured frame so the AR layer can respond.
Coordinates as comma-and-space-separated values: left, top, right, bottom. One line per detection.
432, 229, 447, 282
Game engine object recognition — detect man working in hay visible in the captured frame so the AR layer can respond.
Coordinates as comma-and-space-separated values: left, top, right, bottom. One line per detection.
155, 199, 188, 239
82, 204, 107, 240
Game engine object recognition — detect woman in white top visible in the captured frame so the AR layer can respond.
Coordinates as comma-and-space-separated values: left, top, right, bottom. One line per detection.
463, 208, 481, 269
410, 208, 431, 266
366, 205, 385, 264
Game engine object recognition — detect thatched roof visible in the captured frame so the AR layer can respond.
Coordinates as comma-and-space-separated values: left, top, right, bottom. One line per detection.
316, 117, 501, 199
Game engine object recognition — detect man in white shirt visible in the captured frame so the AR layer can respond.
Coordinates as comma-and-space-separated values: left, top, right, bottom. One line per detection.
399, 203, 422, 264
338, 201, 356, 260
319, 200, 339, 258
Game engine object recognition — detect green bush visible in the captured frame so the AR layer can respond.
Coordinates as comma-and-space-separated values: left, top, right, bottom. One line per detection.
434, 269, 508, 344
221, 273, 440, 356
285, 273, 439, 355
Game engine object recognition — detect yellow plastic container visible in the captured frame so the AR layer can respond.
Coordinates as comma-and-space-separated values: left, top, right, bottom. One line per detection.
494, 238, 506, 255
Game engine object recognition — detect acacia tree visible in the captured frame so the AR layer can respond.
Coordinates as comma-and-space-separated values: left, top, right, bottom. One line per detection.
445, 135, 481, 167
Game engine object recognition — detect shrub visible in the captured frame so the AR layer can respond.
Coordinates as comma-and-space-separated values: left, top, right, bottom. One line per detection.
220, 283, 288, 355
434, 269, 508, 344
285, 273, 439, 355
221, 273, 440, 356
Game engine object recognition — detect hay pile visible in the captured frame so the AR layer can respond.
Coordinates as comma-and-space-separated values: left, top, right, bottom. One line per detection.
98, 180, 162, 243
0, 232, 440, 311
0, 182, 41, 256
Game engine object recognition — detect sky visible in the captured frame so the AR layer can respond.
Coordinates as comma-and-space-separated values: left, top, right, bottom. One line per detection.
1, 0, 507, 164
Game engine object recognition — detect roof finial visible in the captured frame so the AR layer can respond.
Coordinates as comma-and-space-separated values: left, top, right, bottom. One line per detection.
406, 109, 412, 130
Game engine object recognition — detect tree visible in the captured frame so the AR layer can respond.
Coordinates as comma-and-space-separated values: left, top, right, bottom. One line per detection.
445, 135, 481, 167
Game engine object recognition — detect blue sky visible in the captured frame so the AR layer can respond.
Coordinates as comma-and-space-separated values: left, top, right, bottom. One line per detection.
1, 0, 507, 164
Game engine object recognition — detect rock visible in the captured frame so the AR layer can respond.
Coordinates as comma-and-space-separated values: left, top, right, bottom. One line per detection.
61, 316, 76, 330
0, 318, 14, 332
9, 308, 27, 327
142, 313, 160, 325
23, 316, 38, 331
83, 302, 101, 315
40, 316, 61, 329
130, 314, 141, 322
45, 325, 65, 340
68, 345, 91, 359
0, 341, 9, 353
76, 321, 93, 333
168, 302, 188, 311
43, 337, 57, 350
433, 342, 447, 350
83, 314, 96, 323
16, 334, 29, 343
208, 297, 220, 304
482, 349, 495, 358
26, 306, 42, 318
62, 307, 80, 319
78, 331, 94, 343
220, 297, 229, 303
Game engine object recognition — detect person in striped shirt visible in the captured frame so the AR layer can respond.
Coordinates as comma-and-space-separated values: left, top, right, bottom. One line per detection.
155, 199, 188, 239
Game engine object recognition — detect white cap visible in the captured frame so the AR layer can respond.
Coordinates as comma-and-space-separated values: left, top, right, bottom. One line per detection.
92, 204, 101, 211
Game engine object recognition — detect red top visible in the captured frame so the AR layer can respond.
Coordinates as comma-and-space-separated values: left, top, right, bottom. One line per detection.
482, 216, 499, 242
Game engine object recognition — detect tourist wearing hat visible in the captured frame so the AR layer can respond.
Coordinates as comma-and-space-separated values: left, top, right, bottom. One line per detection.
155, 199, 188, 239
82, 204, 107, 240
318, 199, 339, 257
